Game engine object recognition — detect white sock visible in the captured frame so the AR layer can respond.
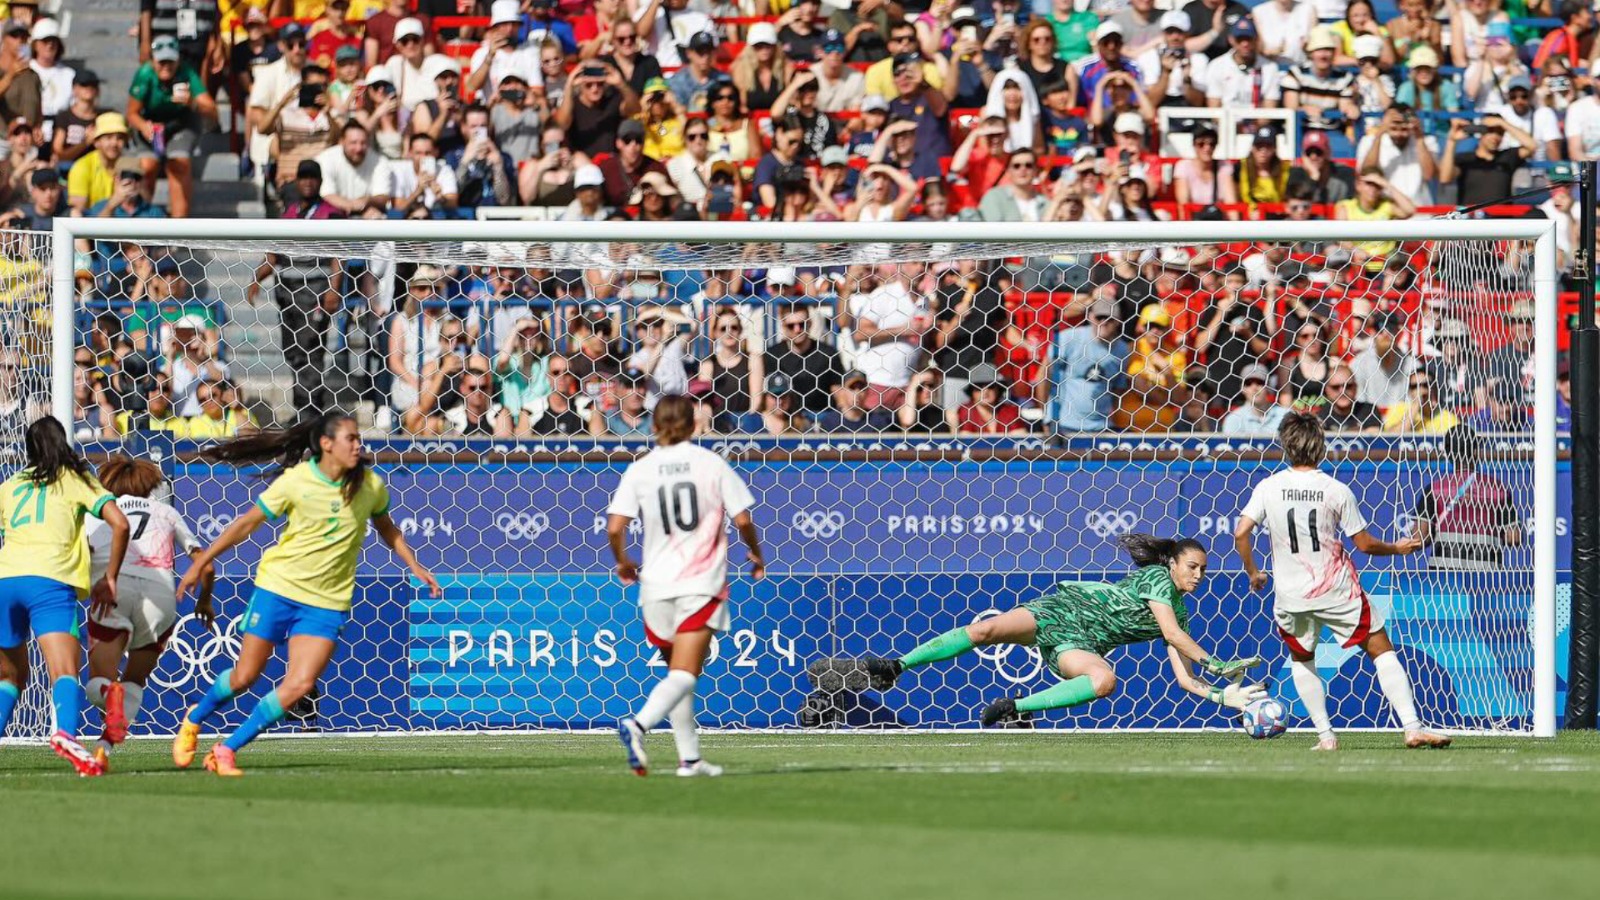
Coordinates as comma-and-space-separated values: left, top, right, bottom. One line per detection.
123, 683, 144, 728
1372, 651, 1423, 732
86, 677, 111, 710
1291, 660, 1335, 741
668, 692, 701, 765
635, 670, 697, 732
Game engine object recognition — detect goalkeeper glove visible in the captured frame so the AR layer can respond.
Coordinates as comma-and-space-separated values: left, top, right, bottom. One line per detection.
1201, 656, 1264, 679
1207, 682, 1268, 710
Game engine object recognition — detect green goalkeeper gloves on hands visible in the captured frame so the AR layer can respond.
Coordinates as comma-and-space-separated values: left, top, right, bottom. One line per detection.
1207, 682, 1268, 710
1202, 656, 1264, 679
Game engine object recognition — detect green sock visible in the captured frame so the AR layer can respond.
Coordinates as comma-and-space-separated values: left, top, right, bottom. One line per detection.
900, 627, 976, 669
1015, 676, 1100, 713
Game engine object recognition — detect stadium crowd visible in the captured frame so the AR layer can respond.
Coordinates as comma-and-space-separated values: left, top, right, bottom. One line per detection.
1, 0, 1583, 439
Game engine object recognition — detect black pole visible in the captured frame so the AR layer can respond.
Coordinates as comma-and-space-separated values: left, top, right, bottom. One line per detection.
1565, 160, 1600, 730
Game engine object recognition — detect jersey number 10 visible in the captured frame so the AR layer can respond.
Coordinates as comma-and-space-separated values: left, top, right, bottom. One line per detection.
1287, 508, 1322, 554
657, 483, 700, 535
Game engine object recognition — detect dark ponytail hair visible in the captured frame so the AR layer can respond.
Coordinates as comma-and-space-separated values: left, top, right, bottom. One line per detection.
1118, 532, 1205, 568
200, 411, 367, 502
24, 416, 96, 487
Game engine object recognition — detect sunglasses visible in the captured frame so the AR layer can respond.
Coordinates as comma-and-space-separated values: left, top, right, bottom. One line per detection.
686, 132, 708, 140
1327, 381, 1353, 391
1245, 379, 1267, 387
615, 35, 637, 44
714, 93, 737, 101
783, 320, 808, 330
397, 35, 420, 44
1010, 160, 1037, 170
619, 136, 642, 145
891, 34, 916, 43
720, 324, 743, 333
1410, 381, 1431, 389
284, 38, 307, 48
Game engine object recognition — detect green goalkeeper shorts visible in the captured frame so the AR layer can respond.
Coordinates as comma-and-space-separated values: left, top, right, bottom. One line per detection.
1022, 593, 1106, 670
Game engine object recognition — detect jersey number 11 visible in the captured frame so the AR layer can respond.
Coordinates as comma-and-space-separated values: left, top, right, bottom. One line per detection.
1287, 508, 1321, 553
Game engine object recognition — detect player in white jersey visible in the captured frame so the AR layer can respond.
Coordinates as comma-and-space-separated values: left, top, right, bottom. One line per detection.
1234, 413, 1450, 750
83, 456, 215, 768
606, 396, 764, 777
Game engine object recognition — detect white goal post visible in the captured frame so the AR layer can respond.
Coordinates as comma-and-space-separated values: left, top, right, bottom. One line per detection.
43, 217, 1560, 738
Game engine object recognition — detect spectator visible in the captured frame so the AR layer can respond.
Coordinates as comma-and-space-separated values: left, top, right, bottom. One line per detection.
593, 119, 664, 208
538, 40, 568, 110
987, 69, 1043, 155
406, 319, 490, 435
737, 373, 811, 435
1173, 126, 1239, 212
1222, 365, 1288, 435
522, 0, 577, 56
1319, 364, 1382, 432
865, 23, 941, 101
1487, 73, 1558, 161
1194, 270, 1269, 404
753, 115, 806, 209
1142, 11, 1208, 108
388, 132, 459, 217
67, 112, 131, 216
888, 55, 951, 181
630, 171, 682, 222
816, 370, 894, 433
1440, 114, 1535, 207
1183, 0, 1254, 60
590, 367, 653, 438
847, 162, 918, 224
1173, 381, 1220, 432
488, 73, 541, 162
668, 32, 722, 113
1350, 35, 1396, 117
765, 299, 843, 416
850, 262, 929, 410
519, 125, 580, 205
260, 64, 335, 209
1207, 19, 1283, 110
353, 68, 405, 160
639, 78, 686, 162
1336, 170, 1416, 271
184, 380, 256, 440
1386, 0, 1442, 64
1350, 312, 1415, 408
703, 81, 759, 163
1016, 19, 1075, 102
87, 164, 165, 219
127, 35, 216, 218
229, 9, 280, 109
599, 17, 663, 99
1101, 173, 1164, 221
1394, 46, 1458, 141
1080, 22, 1142, 107
895, 366, 950, 433
778, 0, 827, 63
307, 0, 362, 71
1237, 127, 1289, 211
814, 29, 865, 113
0, 21, 40, 126
1112, 0, 1166, 56
1121, 303, 1188, 431
697, 308, 764, 422
247, 24, 309, 176
467, 0, 541, 103
28, 18, 72, 131
410, 56, 468, 156
387, 266, 451, 425
3, 118, 44, 195
1487, 302, 1535, 405
116, 371, 183, 435
773, 72, 838, 160
557, 60, 638, 158
449, 105, 516, 207
529, 356, 589, 436
163, 314, 228, 418
363, 0, 417, 66
1044, 0, 1098, 61
951, 117, 1009, 196
1051, 299, 1129, 432
314, 122, 392, 217
1359, 108, 1440, 204
1283, 27, 1357, 133
1038, 80, 1091, 158
955, 363, 1025, 434
378, 19, 438, 113
328, 44, 364, 117
11, 168, 60, 229
71, 349, 117, 442
1331, 0, 1396, 67
440, 366, 499, 437
1255, 0, 1319, 65
1426, 316, 1483, 412
636, 0, 715, 69
1464, 22, 1528, 111
1287, 130, 1354, 204
52, 69, 102, 166
1278, 320, 1333, 402
626, 307, 692, 397
1533, 0, 1592, 71
1383, 369, 1460, 433
733, 23, 793, 114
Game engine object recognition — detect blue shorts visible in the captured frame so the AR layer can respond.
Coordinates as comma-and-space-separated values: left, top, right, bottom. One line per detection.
241, 588, 348, 643
0, 576, 81, 647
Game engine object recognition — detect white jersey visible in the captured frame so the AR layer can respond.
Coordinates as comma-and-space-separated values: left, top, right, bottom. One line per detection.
606, 442, 755, 604
1240, 468, 1370, 614
86, 495, 199, 581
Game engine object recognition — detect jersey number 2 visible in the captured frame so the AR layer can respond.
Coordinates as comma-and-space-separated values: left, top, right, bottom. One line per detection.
1287, 508, 1321, 553
8, 482, 46, 529
656, 483, 700, 535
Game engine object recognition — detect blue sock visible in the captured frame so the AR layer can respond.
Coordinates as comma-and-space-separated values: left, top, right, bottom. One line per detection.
0, 681, 19, 736
186, 667, 236, 725
222, 692, 285, 752
52, 676, 82, 737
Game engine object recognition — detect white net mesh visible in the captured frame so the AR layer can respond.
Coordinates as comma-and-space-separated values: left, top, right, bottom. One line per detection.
0, 223, 1556, 737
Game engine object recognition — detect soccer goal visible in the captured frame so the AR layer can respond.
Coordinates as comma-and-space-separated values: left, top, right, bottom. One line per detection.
14, 217, 1560, 739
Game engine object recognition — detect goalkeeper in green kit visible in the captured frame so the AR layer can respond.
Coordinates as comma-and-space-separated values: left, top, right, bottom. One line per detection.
809, 534, 1266, 725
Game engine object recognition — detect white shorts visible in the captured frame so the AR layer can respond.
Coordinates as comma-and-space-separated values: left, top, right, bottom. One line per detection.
1275, 592, 1383, 656
641, 594, 730, 652
88, 572, 179, 651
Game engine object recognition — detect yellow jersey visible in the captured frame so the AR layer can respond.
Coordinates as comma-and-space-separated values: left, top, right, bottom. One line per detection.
254, 461, 390, 612
181, 409, 258, 441
0, 469, 116, 594
67, 151, 115, 212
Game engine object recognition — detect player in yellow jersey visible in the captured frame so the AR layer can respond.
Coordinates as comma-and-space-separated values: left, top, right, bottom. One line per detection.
171, 412, 440, 776
0, 417, 131, 776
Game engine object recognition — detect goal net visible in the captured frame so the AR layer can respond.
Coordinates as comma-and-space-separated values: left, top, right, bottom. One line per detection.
6, 219, 1559, 739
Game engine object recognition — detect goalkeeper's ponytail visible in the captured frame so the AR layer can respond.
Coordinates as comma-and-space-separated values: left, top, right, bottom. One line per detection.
1118, 533, 1205, 568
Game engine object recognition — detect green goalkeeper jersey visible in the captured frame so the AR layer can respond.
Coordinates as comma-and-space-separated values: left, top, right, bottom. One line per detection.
1026, 565, 1189, 658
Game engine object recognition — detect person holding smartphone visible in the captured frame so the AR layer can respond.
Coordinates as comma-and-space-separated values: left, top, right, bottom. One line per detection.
466, 0, 542, 103
126, 35, 215, 218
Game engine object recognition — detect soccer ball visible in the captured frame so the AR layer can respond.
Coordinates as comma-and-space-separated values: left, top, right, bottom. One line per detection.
1239, 697, 1288, 740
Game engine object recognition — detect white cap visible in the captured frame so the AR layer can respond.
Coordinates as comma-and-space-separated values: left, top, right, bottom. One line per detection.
490, 0, 522, 27
820, 0, 852, 9
408, 265, 444, 285
421, 54, 458, 81
29, 18, 60, 42
174, 314, 207, 332
1113, 111, 1146, 135
395, 17, 425, 41
1353, 34, 1385, 60
1159, 10, 1190, 32
1094, 20, 1124, 43
1305, 26, 1340, 53
364, 66, 394, 86
746, 22, 778, 46
767, 266, 798, 287
575, 164, 605, 189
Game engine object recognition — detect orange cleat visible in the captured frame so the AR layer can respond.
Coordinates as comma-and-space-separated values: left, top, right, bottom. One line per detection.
203, 745, 243, 777
102, 681, 128, 744
172, 708, 201, 769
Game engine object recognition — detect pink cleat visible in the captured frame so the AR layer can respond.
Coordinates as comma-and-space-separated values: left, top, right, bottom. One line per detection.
50, 731, 105, 777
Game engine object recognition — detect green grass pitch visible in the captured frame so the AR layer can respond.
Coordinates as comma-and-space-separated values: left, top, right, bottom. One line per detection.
6, 731, 1600, 900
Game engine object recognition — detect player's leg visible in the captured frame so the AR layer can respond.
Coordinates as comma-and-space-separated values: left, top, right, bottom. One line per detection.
981, 649, 1113, 726
809, 606, 1040, 692
1359, 629, 1451, 748
664, 629, 720, 778
36, 630, 101, 776
208, 634, 337, 777
174, 633, 272, 768
1281, 612, 1336, 751
620, 628, 713, 777
86, 627, 131, 746
0, 644, 26, 737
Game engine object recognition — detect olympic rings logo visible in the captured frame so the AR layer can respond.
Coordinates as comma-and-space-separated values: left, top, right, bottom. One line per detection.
495, 511, 551, 541
970, 609, 1044, 685
194, 515, 236, 542
150, 614, 242, 690
1084, 510, 1138, 538
792, 510, 846, 540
